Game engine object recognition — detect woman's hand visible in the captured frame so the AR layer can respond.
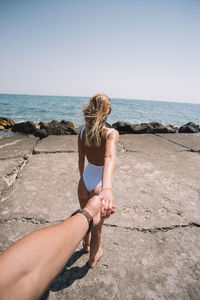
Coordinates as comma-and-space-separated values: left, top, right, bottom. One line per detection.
100, 188, 116, 218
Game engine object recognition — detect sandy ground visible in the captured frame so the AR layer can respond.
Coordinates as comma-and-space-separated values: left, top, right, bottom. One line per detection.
0, 133, 200, 300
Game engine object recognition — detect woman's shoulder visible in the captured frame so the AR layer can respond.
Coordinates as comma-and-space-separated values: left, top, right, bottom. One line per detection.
79, 127, 85, 140
105, 127, 119, 141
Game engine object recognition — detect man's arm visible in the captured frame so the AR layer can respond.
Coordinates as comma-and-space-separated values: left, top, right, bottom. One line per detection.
0, 196, 103, 300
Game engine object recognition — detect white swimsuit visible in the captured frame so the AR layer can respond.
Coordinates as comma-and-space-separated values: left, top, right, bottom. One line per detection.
80, 127, 115, 192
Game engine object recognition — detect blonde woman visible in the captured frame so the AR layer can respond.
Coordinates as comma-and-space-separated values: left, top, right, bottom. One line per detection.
78, 94, 119, 267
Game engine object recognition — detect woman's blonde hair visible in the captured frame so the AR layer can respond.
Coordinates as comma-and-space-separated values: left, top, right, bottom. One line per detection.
83, 93, 111, 147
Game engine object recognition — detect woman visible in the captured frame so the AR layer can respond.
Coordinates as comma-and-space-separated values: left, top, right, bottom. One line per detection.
78, 93, 119, 267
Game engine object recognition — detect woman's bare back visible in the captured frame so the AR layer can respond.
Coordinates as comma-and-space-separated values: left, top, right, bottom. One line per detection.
81, 126, 110, 166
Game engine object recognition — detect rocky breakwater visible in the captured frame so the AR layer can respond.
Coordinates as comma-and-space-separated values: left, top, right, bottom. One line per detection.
112, 121, 178, 134
11, 120, 78, 139
1, 117, 200, 138
112, 121, 200, 134
0, 118, 77, 138
34, 120, 78, 138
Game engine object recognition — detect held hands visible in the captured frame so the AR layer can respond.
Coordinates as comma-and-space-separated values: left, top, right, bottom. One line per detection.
99, 188, 116, 218
84, 192, 116, 226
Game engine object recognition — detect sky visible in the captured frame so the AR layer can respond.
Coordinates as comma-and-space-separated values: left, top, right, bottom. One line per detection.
0, 0, 200, 104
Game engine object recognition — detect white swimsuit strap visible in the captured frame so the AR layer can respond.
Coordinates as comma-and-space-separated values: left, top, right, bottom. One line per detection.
106, 128, 115, 140
80, 127, 85, 140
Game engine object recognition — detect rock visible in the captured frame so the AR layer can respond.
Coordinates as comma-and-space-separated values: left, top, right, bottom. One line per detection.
112, 122, 135, 134
48, 120, 66, 135
34, 128, 48, 139
143, 122, 176, 133
146, 122, 163, 133
39, 122, 49, 131
0, 117, 15, 129
33, 120, 78, 138
12, 121, 36, 134
61, 120, 77, 128
37, 120, 77, 136
165, 125, 177, 133
47, 120, 77, 135
167, 124, 179, 131
179, 122, 200, 133
130, 124, 149, 134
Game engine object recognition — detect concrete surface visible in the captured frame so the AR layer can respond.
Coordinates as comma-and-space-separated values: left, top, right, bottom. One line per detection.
0, 133, 200, 300
34, 135, 77, 153
0, 133, 39, 159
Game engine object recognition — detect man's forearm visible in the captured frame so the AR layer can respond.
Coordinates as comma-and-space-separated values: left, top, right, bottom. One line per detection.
0, 213, 89, 300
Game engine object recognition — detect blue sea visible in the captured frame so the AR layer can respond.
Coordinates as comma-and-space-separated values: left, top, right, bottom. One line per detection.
0, 94, 199, 130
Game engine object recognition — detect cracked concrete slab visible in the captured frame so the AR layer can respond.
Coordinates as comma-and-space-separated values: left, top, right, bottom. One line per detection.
156, 133, 200, 152
109, 149, 200, 228
0, 133, 39, 159
0, 134, 200, 299
0, 153, 79, 221
0, 220, 45, 252
34, 135, 78, 153
47, 226, 200, 300
0, 157, 28, 197
0, 133, 17, 147
2, 148, 199, 228
119, 134, 187, 152
0, 222, 199, 299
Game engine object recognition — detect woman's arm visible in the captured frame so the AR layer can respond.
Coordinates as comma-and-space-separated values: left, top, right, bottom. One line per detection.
78, 133, 85, 177
102, 130, 119, 217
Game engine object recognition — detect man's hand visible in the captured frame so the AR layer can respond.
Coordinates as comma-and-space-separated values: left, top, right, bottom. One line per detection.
84, 194, 116, 226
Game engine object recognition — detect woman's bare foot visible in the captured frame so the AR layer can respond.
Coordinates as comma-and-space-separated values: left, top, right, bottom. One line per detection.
87, 248, 103, 268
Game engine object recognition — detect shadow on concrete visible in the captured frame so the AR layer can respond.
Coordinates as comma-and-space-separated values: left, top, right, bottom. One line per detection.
40, 249, 90, 299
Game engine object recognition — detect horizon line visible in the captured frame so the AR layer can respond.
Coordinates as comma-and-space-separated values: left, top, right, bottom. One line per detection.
0, 92, 199, 105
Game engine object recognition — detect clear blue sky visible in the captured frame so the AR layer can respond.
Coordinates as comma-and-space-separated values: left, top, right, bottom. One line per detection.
0, 0, 200, 103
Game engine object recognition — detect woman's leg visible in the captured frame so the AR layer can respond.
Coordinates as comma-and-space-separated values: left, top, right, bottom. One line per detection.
87, 187, 104, 267
78, 176, 90, 252
87, 218, 104, 267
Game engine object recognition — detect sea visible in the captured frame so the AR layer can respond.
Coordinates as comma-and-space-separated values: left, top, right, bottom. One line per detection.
0, 94, 199, 136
